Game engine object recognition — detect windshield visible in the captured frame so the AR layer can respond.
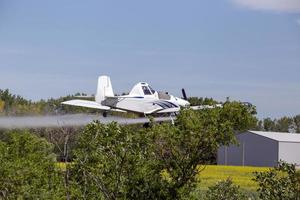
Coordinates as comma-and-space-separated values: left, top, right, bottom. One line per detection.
142, 86, 152, 95
148, 86, 156, 94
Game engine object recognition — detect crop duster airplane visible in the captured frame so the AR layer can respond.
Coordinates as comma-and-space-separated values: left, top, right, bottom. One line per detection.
62, 76, 220, 117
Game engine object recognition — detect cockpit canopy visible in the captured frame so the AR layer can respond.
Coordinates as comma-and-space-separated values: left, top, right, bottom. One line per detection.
129, 82, 171, 100
142, 85, 155, 95
129, 82, 156, 96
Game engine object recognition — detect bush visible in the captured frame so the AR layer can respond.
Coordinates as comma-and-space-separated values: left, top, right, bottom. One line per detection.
205, 179, 247, 200
0, 131, 64, 199
254, 161, 300, 200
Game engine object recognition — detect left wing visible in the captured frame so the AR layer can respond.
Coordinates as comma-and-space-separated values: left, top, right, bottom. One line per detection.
191, 104, 223, 110
156, 107, 180, 113
62, 100, 111, 110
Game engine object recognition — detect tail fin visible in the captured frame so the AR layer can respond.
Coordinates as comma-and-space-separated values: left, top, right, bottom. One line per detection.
95, 76, 114, 104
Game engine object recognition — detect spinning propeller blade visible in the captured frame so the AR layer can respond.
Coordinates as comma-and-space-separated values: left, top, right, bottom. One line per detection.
182, 88, 188, 100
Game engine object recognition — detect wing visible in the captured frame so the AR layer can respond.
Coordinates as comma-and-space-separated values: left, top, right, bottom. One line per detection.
61, 100, 111, 110
105, 96, 144, 100
156, 107, 180, 113
191, 104, 223, 110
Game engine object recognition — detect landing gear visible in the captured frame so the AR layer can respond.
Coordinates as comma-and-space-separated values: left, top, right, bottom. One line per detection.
143, 122, 150, 128
169, 112, 177, 125
103, 111, 108, 118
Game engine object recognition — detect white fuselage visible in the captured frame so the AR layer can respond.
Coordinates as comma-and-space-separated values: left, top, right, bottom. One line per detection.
102, 82, 190, 114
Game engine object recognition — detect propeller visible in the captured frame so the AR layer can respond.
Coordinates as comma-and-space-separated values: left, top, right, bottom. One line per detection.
182, 88, 188, 100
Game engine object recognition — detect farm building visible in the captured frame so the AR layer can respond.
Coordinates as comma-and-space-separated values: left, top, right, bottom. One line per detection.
217, 131, 300, 167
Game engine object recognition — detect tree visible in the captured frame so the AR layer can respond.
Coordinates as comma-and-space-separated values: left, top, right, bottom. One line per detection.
70, 102, 257, 199
293, 115, 300, 133
206, 179, 247, 200
70, 122, 165, 200
0, 131, 64, 199
263, 118, 276, 131
254, 161, 300, 200
274, 117, 293, 132
219, 101, 257, 132
187, 97, 218, 106
0, 100, 4, 113
148, 102, 257, 199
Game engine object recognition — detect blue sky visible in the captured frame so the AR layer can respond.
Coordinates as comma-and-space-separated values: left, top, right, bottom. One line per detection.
0, 0, 299, 118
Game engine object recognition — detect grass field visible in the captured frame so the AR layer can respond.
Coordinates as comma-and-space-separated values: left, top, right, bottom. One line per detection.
197, 165, 270, 191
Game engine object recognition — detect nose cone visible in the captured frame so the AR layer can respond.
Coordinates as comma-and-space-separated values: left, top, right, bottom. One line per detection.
177, 98, 190, 107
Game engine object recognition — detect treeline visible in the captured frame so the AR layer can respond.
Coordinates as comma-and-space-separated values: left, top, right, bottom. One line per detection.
0, 89, 101, 116
187, 97, 219, 106
2, 88, 300, 134
256, 115, 300, 133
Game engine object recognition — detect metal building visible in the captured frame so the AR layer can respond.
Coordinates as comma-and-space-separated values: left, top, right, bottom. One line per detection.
217, 131, 300, 167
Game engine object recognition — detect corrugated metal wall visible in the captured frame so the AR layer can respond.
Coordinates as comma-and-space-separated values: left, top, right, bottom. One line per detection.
217, 132, 279, 167
279, 142, 300, 166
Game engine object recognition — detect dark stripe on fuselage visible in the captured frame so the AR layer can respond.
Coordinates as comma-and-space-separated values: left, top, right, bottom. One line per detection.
156, 100, 179, 108
159, 101, 173, 108
154, 102, 169, 109
154, 101, 179, 109
163, 101, 179, 108
132, 96, 144, 99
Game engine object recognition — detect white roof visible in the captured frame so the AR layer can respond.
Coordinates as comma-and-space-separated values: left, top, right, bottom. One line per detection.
249, 131, 300, 143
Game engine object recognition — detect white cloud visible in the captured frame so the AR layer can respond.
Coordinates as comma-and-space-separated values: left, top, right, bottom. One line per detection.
231, 0, 300, 13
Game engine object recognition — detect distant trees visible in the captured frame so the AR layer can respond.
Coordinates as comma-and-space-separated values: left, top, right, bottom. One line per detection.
0, 88, 99, 116
255, 115, 300, 133
188, 97, 218, 106
0, 100, 4, 113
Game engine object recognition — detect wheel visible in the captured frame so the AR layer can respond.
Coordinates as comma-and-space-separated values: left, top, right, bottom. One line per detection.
103, 112, 108, 118
143, 122, 150, 128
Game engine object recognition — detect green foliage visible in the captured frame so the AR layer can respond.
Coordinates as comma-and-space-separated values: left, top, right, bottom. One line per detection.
254, 161, 300, 200
256, 115, 300, 133
70, 122, 166, 200
0, 100, 258, 199
0, 100, 5, 112
275, 117, 294, 132
148, 102, 257, 199
0, 131, 64, 199
0, 88, 138, 118
69, 102, 257, 199
263, 118, 276, 131
220, 101, 257, 132
0, 88, 99, 116
188, 97, 218, 106
206, 179, 247, 200
294, 115, 300, 133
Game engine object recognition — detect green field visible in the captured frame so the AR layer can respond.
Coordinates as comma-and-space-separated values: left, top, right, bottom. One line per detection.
57, 163, 269, 192
197, 165, 270, 191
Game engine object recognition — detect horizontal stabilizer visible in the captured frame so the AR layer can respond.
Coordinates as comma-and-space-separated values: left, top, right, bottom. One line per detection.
191, 104, 223, 110
110, 108, 127, 113
106, 96, 144, 99
62, 100, 110, 110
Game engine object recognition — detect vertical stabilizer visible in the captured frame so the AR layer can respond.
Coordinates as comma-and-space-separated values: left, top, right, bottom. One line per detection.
95, 76, 114, 104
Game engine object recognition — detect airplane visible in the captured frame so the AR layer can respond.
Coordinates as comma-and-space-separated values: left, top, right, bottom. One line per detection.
62, 75, 222, 118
